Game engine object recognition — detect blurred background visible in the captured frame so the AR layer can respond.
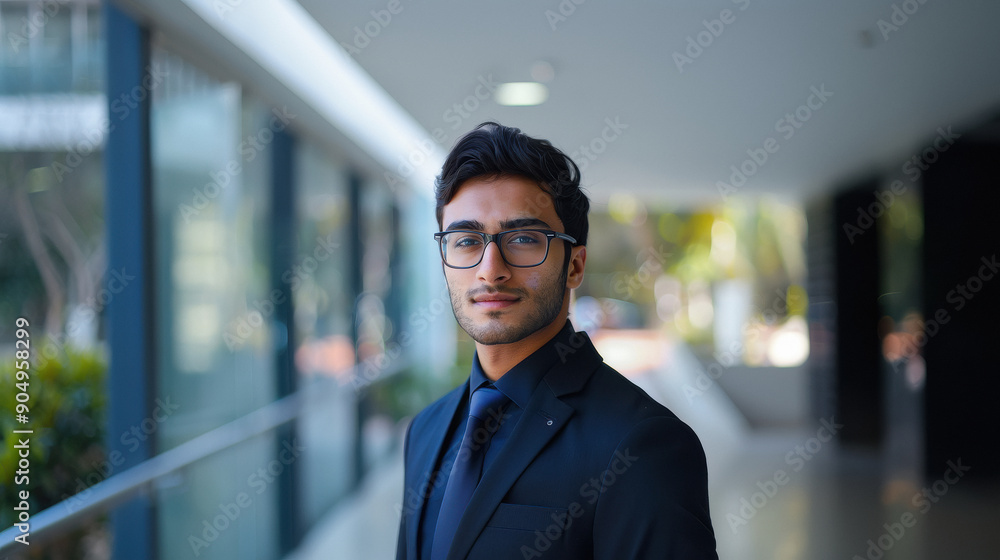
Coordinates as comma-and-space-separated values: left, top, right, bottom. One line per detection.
1, 0, 999, 558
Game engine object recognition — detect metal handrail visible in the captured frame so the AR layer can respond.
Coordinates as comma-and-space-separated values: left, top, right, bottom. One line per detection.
0, 361, 407, 554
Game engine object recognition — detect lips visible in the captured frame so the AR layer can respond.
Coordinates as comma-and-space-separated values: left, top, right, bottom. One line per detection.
473, 293, 518, 303
471, 291, 521, 310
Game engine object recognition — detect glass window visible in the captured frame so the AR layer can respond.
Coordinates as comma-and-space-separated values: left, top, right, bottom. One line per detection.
37, 6, 72, 92
0, 2, 107, 553
292, 138, 355, 525
292, 140, 352, 384
0, 2, 31, 94
77, 4, 104, 92
150, 43, 279, 559
0, 1, 101, 94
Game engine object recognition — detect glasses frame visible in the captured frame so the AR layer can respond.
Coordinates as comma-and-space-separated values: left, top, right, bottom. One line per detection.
433, 229, 577, 269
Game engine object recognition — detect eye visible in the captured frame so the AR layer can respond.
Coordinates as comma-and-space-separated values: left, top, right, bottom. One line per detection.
451, 234, 483, 249
508, 232, 543, 245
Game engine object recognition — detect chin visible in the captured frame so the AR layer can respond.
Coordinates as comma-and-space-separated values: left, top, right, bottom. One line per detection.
469, 330, 527, 346
462, 316, 549, 346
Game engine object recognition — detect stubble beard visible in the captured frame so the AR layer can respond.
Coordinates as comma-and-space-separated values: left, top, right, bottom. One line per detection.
449, 268, 568, 345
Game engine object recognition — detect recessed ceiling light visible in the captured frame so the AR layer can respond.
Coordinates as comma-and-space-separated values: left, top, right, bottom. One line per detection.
495, 82, 549, 106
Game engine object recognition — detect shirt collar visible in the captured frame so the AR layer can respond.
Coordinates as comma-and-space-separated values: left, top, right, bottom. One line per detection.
468, 319, 577, 410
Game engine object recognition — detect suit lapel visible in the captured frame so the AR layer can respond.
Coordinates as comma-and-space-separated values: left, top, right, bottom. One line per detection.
445, 333, 604, 560
407, 383, 466, 560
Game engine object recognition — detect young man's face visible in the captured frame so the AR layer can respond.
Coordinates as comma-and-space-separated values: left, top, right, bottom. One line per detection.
440, 175, 584, 346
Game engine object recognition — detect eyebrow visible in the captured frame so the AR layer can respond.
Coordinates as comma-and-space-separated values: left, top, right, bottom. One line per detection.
444, 217, 552, 231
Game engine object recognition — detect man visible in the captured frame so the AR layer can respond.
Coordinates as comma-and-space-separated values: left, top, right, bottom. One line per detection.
396, 122, 717, 560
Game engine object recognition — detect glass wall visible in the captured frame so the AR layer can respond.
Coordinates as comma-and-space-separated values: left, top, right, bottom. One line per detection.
1, 4, 432, 556
292, 137, 356, 526
356, 177, 404, 466
292, 140, 353, 385
878, 179, 924, 484
291, 140, 411, 525
0, 0, 103, 94
0, 1, 108, 555
150, 43, 281, 559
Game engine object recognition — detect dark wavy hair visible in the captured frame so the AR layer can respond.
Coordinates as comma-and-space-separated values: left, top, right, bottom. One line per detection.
434, 122, 589, 247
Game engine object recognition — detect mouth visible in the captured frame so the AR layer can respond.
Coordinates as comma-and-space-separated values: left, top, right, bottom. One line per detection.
471, 291, 521, 310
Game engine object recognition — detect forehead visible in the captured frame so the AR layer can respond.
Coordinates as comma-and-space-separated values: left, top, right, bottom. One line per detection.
442, 175, 561, 229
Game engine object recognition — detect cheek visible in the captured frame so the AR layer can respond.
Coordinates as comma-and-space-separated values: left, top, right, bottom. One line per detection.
444, 271, 464, 292
521, 272, 546, 291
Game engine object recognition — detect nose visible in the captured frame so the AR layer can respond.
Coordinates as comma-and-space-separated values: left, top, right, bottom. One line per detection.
476, 240, 511, 284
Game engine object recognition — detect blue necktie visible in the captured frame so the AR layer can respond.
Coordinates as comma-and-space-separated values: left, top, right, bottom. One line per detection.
431, 385, 508, 560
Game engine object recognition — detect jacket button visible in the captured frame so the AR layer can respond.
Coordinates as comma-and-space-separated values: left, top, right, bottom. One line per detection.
546, 419, 554, 426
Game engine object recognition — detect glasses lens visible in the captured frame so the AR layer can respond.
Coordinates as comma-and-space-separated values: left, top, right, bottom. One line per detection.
501, 230, 548, 266
441, 232, 485, 268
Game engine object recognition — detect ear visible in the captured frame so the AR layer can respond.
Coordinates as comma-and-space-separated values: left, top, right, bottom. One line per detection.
566, 245, 586, 289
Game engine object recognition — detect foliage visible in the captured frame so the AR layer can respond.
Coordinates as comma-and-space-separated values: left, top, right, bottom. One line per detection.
0, 346, 107, 530
583, 197, 809, 359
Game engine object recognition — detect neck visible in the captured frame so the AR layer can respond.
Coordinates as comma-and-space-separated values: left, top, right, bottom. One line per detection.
475, 313, 568, 381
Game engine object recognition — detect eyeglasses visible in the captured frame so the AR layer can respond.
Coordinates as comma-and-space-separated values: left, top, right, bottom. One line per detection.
434, 229, 577, 269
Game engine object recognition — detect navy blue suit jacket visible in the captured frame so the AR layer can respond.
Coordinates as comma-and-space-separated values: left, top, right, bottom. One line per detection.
396, 328, 718, 560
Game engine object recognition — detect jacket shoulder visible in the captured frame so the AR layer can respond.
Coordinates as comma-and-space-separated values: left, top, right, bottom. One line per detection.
561, 360, 708, 468
406, 381, 465, 439
585, 362, 682, 424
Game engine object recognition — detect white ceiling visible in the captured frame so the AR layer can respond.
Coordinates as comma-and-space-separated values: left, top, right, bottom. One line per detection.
295, 0, 1000, 207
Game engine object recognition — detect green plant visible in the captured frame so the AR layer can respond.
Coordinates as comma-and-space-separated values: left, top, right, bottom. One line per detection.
0, 346, 107, 551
